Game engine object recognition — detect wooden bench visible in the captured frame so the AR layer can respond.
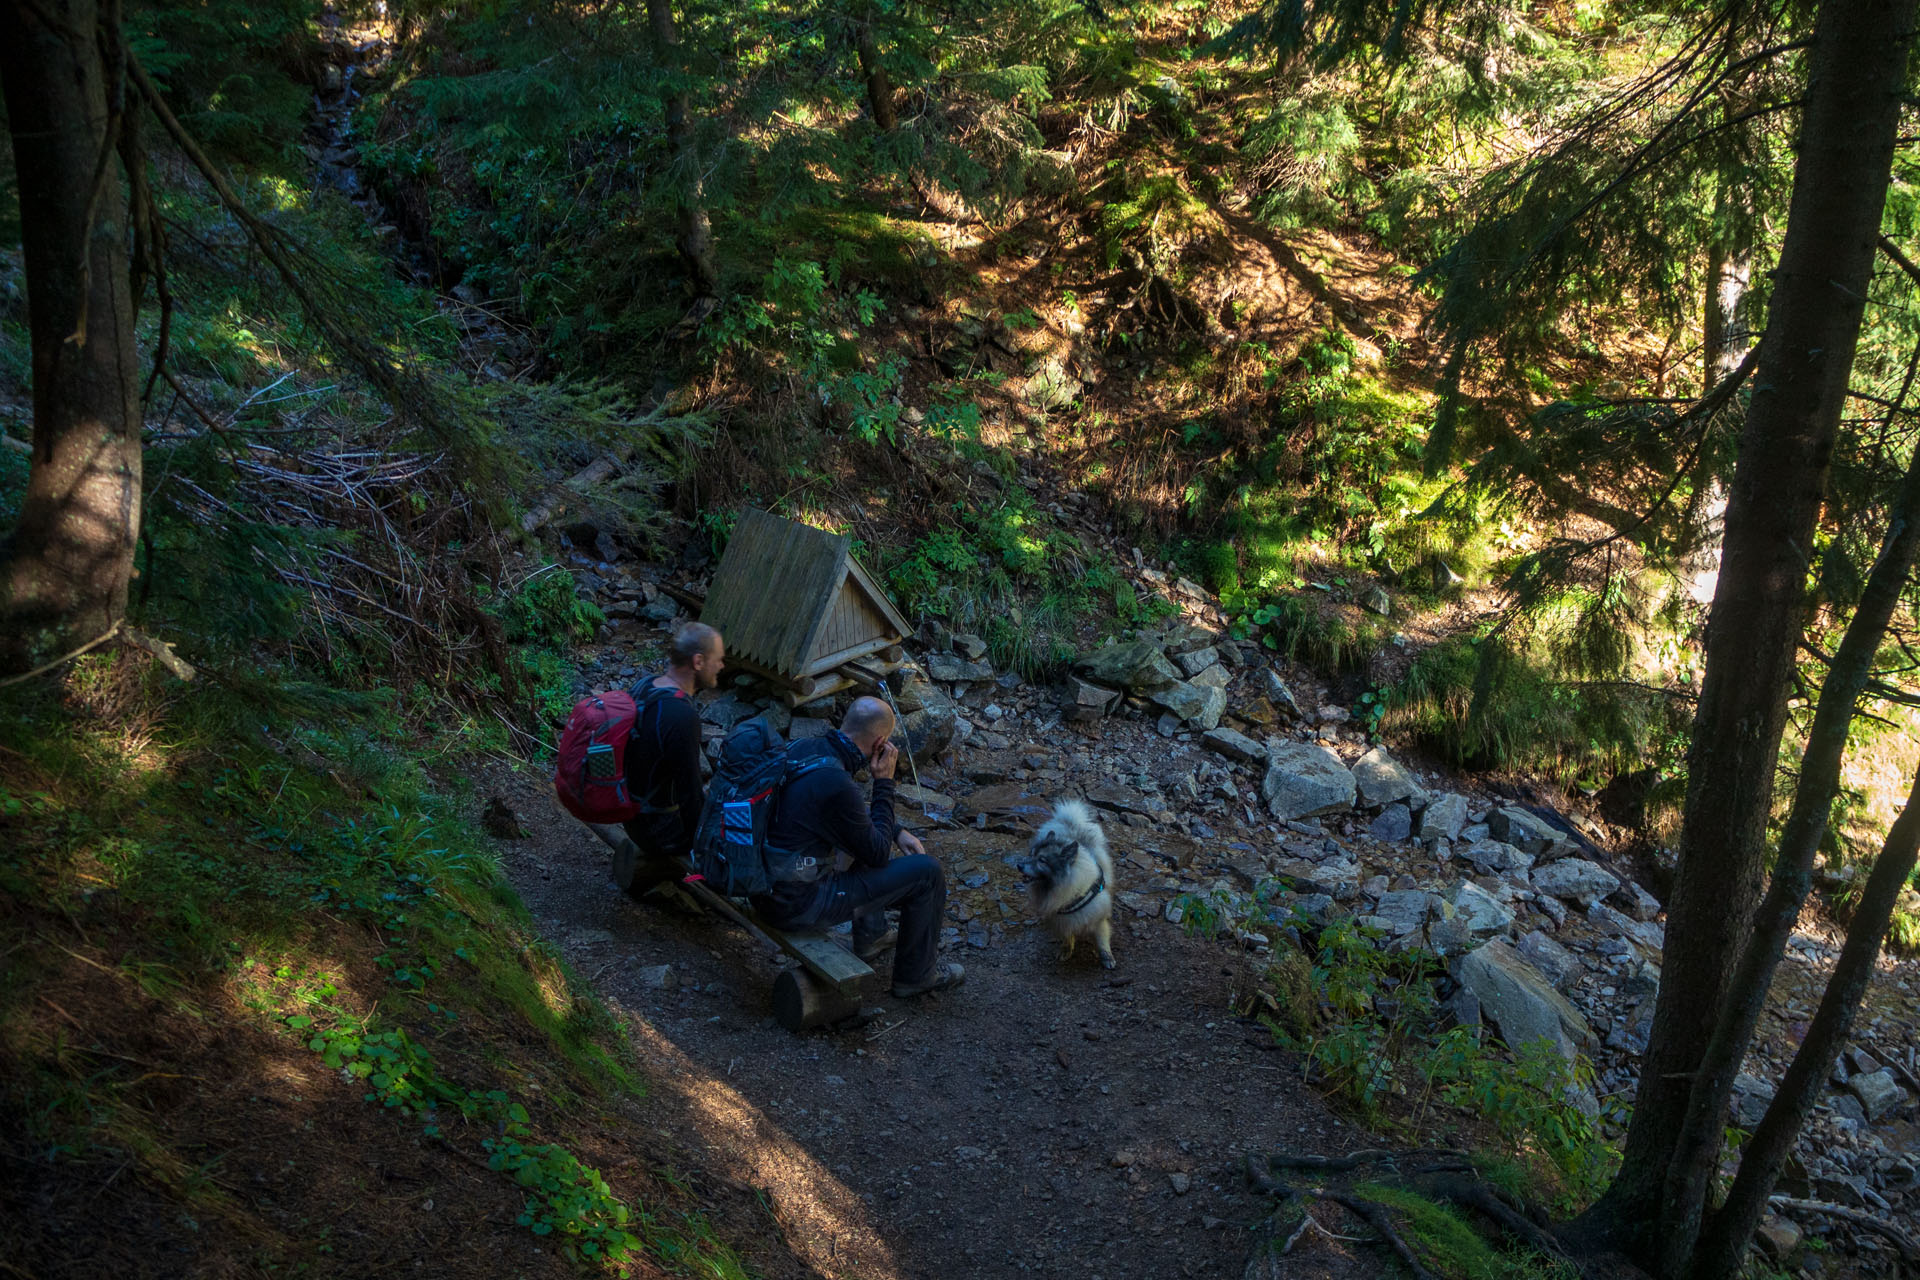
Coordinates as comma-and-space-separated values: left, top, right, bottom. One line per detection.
584, 822, 873, 1031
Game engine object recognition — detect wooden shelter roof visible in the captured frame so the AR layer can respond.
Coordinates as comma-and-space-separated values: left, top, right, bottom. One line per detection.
701, 510, 911, 681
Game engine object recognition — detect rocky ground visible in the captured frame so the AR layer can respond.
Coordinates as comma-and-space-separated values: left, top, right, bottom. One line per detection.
513, 546, 1920, 1277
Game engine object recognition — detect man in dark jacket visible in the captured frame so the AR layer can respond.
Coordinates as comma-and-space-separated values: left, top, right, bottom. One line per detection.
615, 621, 724, 894
755, 696, 963, 999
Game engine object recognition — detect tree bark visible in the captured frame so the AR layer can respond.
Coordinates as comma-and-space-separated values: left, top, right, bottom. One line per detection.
0, 0, 145, 675
1691, 762, 1920, 1277
1666, 436, 1920, 1275
854, 21, 897, 130
646, 0, 719, 300
1573, 0, 1918, 1267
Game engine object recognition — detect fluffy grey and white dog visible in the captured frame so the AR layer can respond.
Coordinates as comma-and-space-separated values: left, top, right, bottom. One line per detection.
1020, 799, 1116, 968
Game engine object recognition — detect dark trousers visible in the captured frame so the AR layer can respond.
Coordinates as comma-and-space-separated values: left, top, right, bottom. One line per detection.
757, 854, 945, 985
618, 813, 691, 893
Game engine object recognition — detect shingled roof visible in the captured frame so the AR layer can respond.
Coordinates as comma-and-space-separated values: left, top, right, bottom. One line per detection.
699, 509, 911, 682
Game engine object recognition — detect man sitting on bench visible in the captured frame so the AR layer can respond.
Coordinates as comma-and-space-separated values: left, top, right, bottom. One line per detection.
619, 622, 725, 893
755, 696, 964, 1000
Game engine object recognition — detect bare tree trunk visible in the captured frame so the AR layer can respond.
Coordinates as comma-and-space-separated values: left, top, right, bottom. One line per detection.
1693, 762, 1920, 1277
854, 21, 897, 130
0, 0, 144, 674
1572, 0, 1918, 1268
646, 0, 719, 301
1665, 435, 1920, 1273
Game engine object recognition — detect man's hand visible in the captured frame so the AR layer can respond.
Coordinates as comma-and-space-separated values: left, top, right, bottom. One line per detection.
870, 739, 900, 780
896, 829, 926, 857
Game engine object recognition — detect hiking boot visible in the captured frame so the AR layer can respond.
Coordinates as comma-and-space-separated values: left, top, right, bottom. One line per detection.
891, 961, 965, 999
853, 927, 898, 961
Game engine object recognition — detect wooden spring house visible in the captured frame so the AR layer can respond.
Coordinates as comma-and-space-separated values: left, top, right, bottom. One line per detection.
700, 509, 911, 704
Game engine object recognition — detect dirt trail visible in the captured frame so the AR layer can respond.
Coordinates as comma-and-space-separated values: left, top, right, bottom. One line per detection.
485, 762, 1376, 1280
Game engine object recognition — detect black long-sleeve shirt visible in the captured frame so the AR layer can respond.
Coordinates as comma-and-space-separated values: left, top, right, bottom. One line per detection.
622, 679, 702, 857
758, 731, 899, 917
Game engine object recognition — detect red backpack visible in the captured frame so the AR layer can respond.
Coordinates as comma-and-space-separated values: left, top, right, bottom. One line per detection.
553, 682, 685, 823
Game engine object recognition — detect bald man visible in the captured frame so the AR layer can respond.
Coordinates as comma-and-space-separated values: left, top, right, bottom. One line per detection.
754, 697, 963, 999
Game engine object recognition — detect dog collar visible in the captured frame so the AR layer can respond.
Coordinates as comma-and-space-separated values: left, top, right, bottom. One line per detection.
1051, 873, 1106, 918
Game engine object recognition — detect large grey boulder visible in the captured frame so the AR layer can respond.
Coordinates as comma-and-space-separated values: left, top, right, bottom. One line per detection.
1531, 858, 1621, 908
1202, 726, 1266, 764
1446, 880, 1515, 937
900, 706, 957, 758
1075, 640, 1180, 691
1488, 806, 1564, 856
1846, 1069, 1908, 1123
1261, 743, 1357, 821
1515, 929, 1582, 990
1455, 939, 1594, 1061
1352, 746, 1422, 809
1193, 684, 1228, 731
1418, 793, 1470, 841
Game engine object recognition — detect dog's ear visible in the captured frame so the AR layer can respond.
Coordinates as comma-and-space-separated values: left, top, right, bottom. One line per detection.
1058, 840, 1079, 859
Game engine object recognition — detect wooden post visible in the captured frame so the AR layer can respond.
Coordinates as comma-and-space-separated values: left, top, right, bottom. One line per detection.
772, 967, 861, 1032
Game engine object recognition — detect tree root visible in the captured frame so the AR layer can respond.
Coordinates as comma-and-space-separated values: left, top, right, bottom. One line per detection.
1768, 1195, 1920, 1262
1245, 1148, 1587, 1278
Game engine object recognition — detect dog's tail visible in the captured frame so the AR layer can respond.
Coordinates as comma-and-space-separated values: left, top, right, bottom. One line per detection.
1052, 798, 1100, 834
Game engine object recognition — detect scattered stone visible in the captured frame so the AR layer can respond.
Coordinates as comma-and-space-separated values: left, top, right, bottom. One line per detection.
1606, 1001, 1654, 1056
1174, 647, 1219, 677
951, 632, 989, 661
637, 963, 678, 990
1259, 669, 1304, 719
1488, 806, 1563, 856
1369, 804, 1413, 842
1455, 939, 1594, 1061
1530, 858, 1621, 908
1170, 1172, 1191, 1195
1075, 641, 1181, 691
1201, 727, 1266, 764
1352, 746, 1422, 808
1754, 1216, 1800, 1263
1514, 930, 1581, 990
1446, 880, 1515, 937
1418, 793, 1470, 841
1260, 742, 1357, 821
927, 652, 995, 684
1362, 585, 1392, 616
1613, 880, 1663, 922
1465, 840, 1533, 877
1588, 901, 1664, 954
1372, 889, 1435, 935
1190, 664, 1231, 690
1732, 1074, 1775, 1129
1846, 1069, 1907, 1123
640, 598, 679, 623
